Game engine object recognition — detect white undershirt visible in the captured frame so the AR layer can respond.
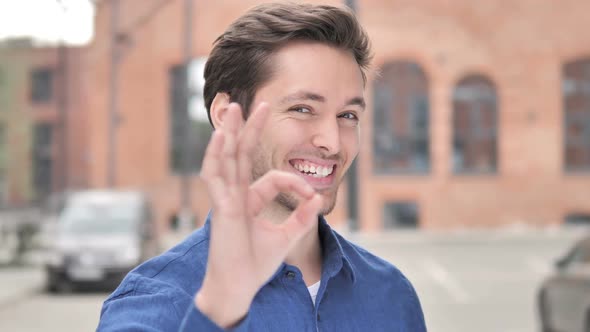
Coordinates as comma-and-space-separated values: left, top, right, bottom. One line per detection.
307, 280, 321, 305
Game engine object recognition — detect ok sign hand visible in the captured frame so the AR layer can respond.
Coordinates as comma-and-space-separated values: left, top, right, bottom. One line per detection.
195, 102, 323, 328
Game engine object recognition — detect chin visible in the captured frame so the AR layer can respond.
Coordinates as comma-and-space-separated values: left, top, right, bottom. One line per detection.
318, 193, 337, 215
319, 203, 337, 216
276, 191, 338, 216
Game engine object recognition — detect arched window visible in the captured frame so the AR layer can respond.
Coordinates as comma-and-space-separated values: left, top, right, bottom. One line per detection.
563, 58, 590, 171
373, 61, 430, 174
452, 74, 498, 173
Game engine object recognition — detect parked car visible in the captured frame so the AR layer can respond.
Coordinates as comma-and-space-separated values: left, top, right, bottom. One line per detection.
44, 190, 159, 292
538, 235, 590, 332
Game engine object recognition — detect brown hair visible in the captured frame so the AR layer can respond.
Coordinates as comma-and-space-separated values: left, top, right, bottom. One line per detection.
203, 2, 372, 126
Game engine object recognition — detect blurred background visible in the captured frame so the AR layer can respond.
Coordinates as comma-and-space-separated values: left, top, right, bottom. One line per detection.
0, 0, 589, 331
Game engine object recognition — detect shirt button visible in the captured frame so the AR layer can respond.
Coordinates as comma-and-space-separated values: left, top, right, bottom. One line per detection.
317, 313, 321, 321
285, 271, 296, 279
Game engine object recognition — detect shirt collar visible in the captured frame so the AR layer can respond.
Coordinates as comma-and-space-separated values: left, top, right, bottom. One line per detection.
318, 215, 357, 284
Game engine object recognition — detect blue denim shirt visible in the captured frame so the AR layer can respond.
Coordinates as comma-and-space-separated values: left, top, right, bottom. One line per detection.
98, 214, 426, 331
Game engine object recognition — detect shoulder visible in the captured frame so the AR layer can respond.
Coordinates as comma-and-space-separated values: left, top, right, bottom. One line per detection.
99, 228, 211, 330
104, 227, 210, 306
334, 232, 426, 329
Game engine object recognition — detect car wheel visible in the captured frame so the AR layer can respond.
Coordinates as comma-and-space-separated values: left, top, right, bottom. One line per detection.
55, 279, 73, 293
46, 280, 58, 293
45, 270, 59, 293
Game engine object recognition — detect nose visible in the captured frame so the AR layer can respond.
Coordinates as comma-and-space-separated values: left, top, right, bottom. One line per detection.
311, 117, 341, 154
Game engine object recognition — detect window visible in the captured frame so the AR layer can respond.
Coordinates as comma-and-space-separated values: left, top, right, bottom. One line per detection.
565, 240, 590, 267
383, 201, 419, 229
565, 213, 590, 226
0, 124, 5, 168
169, 57, 212, 173
0, 124, 6, 205
0, 67, 6, 109
563, 58, 590, 171
169, 65, 187, 173
0, 173, 5, 206
373, 61, 430, 174
30, 68, 54, 103
452, 74, 498, 173
32, 123, 53, 199
556, 239, 590, 270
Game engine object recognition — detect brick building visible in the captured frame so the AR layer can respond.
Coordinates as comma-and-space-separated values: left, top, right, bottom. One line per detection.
1, 0, 589, 233
0, 39, 88, 206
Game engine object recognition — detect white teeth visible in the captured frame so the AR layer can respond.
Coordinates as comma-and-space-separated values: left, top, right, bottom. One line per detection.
294, 163, 334, 178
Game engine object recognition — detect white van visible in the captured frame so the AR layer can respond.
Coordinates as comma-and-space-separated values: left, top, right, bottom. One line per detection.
44, 190, 159, 292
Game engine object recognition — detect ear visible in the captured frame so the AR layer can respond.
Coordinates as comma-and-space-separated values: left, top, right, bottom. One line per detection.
209, 92, 231, 129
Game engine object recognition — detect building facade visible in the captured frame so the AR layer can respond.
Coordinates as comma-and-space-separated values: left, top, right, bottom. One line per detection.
0, 40, 88, 207
2, 0, 589, 233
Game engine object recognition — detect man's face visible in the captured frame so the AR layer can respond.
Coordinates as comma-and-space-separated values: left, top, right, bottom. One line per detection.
250, 41, 365, 215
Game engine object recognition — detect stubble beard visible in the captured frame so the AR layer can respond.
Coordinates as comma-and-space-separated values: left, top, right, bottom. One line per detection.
251, 151, 339, 216
275, 189, 338, 216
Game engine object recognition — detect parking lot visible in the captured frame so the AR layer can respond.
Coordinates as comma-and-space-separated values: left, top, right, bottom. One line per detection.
0, 227, 585, 332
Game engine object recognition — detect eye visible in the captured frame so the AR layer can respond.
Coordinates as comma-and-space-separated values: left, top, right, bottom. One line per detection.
290, 106, 312, 114
339, 112, 359, 121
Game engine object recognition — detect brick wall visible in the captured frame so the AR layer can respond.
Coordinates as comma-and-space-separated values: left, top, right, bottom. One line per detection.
7, 0, 589, 232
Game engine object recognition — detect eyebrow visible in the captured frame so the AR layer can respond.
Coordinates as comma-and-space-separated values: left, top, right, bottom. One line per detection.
280, 90, 366, 111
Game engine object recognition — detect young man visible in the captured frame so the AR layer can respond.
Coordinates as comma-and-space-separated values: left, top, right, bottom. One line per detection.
98, 3, 426, 331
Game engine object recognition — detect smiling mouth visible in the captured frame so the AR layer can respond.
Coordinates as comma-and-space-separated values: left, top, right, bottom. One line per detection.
289, 160, 336, 178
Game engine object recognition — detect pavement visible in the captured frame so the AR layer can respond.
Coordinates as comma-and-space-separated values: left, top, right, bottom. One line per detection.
0, 266, 44, 309
0, 224, 586, 332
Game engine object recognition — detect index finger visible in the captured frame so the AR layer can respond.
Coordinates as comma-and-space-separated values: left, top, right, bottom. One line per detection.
237, 102, 270, 186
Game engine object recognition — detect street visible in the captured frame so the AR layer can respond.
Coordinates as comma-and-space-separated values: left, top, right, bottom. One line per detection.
348, 227, 584, 332
0, 227, 585, 332
0, 289, 106, 331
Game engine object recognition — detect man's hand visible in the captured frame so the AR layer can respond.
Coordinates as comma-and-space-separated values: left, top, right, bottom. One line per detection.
195, 102, 323, 327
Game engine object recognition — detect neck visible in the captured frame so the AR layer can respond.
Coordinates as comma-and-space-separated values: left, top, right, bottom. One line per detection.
261, 203, 323, 286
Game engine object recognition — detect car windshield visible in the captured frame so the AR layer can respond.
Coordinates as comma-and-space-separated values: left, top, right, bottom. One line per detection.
568, 240, 590, 265
60, 199, 141, 235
